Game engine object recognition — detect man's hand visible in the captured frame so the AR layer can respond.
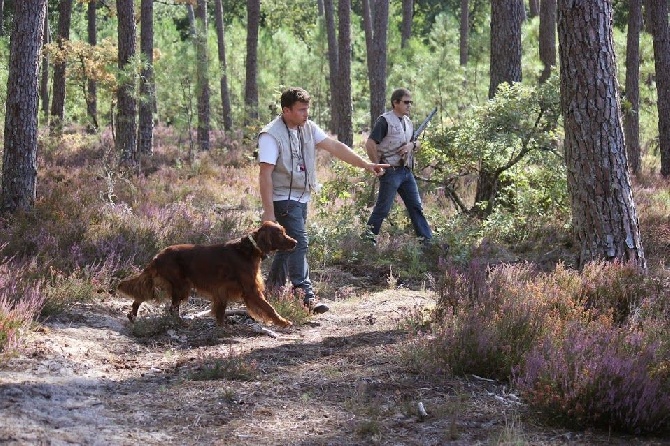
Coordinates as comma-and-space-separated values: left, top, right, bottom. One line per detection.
365, 162, 390, 176
261, 211, 276, 222
397, 142, 417, 157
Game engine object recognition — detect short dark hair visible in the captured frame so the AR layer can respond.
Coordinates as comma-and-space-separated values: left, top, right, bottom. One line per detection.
281, 87, 311, 109
390, 88, 411, 107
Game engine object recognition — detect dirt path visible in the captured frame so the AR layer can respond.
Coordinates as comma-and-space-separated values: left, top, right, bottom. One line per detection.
0, 289, 660, 445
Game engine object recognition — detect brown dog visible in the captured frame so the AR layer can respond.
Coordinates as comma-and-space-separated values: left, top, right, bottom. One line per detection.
117, 221, 296, 327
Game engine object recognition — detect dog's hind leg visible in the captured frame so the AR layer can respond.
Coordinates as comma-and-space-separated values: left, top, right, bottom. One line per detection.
119, 272, 155, 322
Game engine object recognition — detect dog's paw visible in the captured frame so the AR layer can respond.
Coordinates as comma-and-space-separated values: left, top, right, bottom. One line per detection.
277, 319, 293, 328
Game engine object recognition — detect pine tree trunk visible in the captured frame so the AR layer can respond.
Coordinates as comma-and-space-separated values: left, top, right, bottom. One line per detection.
214, 0, 232, 131
459, 0, 469, 66
116, 0, 137, 165
40, 11, 50, 124
473, 169, 498, 218
0, 0, 5, 36
538, 0, 556, 84
138, 0, 154, 154
476, 0, 524, 215
489, 0, 524, 99
558, 0, 645, 269
334, 0, 352, 146
646, 0, 670, 177
49, 0, 73, 135
186, 4, 196, 37
624, 0, 642, 175
400, 0, 413, 49
528, 0, 539, 18
1, 0, 47, 214
362, 0, 388, 132
244, 0, 260, 123
195, 0, 210, 151
323, 0, 339, 134
86, 0, 98, 133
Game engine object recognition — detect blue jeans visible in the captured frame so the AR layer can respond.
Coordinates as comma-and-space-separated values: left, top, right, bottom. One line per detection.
366, 166, 432, 242
267, 200, 315, 301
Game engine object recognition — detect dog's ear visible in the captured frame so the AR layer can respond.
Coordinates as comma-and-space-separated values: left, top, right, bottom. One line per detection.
255, 222, 278, 252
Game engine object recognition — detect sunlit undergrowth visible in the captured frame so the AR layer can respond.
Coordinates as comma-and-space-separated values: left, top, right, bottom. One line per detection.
2, 125, 670, 437
404, 259, 670, 434
0, 255, 45, 359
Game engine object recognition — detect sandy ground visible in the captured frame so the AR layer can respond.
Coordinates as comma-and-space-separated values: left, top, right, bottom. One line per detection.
1, 288, 668, 446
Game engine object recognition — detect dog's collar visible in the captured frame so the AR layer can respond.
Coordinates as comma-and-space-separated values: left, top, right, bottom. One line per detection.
247, 234, 265, 257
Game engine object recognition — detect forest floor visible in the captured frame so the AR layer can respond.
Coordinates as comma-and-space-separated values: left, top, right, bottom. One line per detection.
1, 274, 670, 446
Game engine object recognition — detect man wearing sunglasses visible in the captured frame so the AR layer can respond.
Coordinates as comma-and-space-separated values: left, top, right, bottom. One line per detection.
365, 88, 433, 245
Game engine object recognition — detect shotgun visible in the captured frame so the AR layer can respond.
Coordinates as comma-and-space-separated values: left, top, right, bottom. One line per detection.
412, 107, 438, 142
400, 107, 438, 168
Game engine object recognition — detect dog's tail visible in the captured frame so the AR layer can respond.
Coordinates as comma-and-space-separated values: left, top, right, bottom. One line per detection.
117, 269, 155, 303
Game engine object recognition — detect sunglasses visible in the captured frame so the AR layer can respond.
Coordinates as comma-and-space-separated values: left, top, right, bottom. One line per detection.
402, 100, 413, 105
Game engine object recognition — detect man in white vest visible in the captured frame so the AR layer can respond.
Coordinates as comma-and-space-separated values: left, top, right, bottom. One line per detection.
258, 87, 388, 314
365, 88, 432, 244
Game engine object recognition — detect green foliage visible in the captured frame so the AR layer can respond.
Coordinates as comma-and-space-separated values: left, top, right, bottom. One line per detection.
412, 0, 489, 41
41, 266, 99, 317
421, 77, 564, 222
263, 286, 312, 326
261, 0, 320, 44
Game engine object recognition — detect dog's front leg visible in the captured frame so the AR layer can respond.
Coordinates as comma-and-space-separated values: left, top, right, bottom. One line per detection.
245, 290, 292, 328
127, 301, 141, 322
211, 297, 229, 326
168, 284, 190, 321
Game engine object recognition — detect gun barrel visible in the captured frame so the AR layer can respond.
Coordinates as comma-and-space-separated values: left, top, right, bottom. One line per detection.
412, 107, 438, 141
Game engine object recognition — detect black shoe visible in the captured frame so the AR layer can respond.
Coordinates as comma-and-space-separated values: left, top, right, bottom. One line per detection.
304, 298, 329, 314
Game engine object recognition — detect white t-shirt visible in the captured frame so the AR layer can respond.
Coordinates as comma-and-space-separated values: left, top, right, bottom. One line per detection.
258, 124, 328, 203
257, 124, 328, 164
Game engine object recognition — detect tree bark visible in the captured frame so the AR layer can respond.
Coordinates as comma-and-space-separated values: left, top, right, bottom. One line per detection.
214, 0, 232, 131
624, 0, 642, 175
323, 0, 339, 134
116, 0, 137, 164
244, 0, 260, 123
643, 0, 652, 34
40, 10, 50, 123
362, 0, 388, 132
0, 0, 5, 36
138, 0, 154, 154
1, 0, 47, 214
86, 0, 98, 132
489, 0, 524, 99
476, 0, 524, 215
646, 0, 670, 177
186, 4, 196, 37
400, 0, 413, 49
195, 0, 210, 151
538, 0, 556, 84
334, 0, 352, 146
528, 0, 539, 18
557, 0, 645, 269
49, 0, 73, 135
459, 0, 469, 66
